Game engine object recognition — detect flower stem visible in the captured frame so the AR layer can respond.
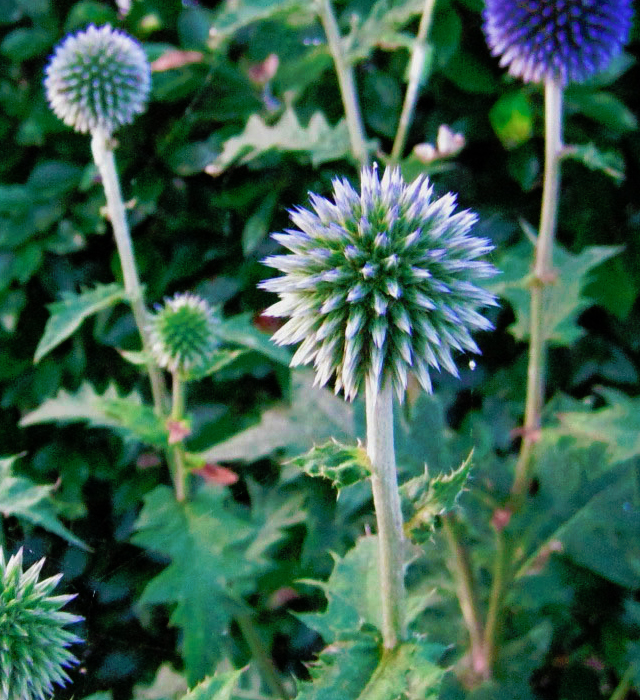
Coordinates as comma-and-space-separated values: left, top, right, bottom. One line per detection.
481, 527, 508, 676
316, 0, 369, 167
390, 0, 436, 163
365, 376, 405, 649
512, 79, 563, 499
441, 514, 486, 677
170, 372, 187, 502
90, 130, 168, 416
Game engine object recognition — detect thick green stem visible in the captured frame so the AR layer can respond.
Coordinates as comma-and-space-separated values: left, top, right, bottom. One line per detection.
390, 0, 436, 163
316, 0, 369, 167
365, 377, 405, 649
441, 515, 486, 677
90, 130, 167, 415
481, 529, 508, 676
512, 79, 563, 498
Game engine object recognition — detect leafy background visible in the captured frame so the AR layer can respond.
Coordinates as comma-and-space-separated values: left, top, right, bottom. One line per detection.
1, 0, 640, 699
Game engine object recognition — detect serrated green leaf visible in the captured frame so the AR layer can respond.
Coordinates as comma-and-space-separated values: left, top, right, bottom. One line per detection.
196, 370, 355, 462
489, 239, 621, 345
132, 485, 298, 684
562, 142, 625, 182
181, 670, 243, 700
20, 381, 168, 447
0, 455, 88, 549
567, 90, 638, 132
133, 663, 187, 700
557, 388, 640, 465
210, 0, 312, 44
489, 90, 534, 149
205, 107, 352, 173
216, 312, 290, 365
402, 452, 473, 540
35, 283, 127, 362
288, 439, 371, 489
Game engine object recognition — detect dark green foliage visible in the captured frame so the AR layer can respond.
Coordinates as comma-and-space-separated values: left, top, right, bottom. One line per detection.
1, 0, 640, 699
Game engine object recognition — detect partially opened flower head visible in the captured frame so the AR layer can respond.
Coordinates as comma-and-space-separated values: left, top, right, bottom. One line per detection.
149, 293, 219, 377
261, 166, 498, 401
0, 547, 83, 700
483, 0, 634, 85
45, 24, 151, 135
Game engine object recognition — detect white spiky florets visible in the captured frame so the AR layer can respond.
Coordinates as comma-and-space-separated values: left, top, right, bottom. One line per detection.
44, 24, 151, 135
0, 548, 83, 700
260, 166, 498, 401
148, 293, 219, 377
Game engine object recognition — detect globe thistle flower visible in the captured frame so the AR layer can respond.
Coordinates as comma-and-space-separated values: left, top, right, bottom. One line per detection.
148, 293, 219, 377
0, 547, 83, 700
482, 0, 634, 86
44, 24, 151, 135
260, 166, 498, 401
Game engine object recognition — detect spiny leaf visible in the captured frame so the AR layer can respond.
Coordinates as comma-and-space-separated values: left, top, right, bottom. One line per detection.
20, 381, 168, 447
489, 239, 621, 346
402, 451, 473, 542
216, 312, 290, 365
0, 455, 87, 550
132, 485, 300, 684
181, 670, 243, 700
562, 142, 625, 182
205, 107, 351, 174
34, 283, 126, 362
287, 439, 371, 489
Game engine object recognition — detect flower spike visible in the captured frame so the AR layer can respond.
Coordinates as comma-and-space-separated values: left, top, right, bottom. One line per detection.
482, 0, 634, 86
0, 547, 83, 700
44, 24, 151, 135
260, 166, 498, 401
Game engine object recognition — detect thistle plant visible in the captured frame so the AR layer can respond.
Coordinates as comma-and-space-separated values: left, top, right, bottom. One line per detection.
261, 165, 497, 648
482, 0, 634, 498
0, 547, 83, 700
44, 25, 166, 415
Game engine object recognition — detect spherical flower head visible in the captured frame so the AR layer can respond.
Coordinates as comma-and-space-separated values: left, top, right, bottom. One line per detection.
44, 24, 151, 135
0, 547, 83, 700
149, 293, 219, 377
260, 166, 498, 401
482, 0, 634, 86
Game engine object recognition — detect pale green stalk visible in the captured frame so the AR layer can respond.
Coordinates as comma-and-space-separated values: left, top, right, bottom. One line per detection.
170, 372, 187, 502
316, 0, 369, 167
90, 129, 168, 415
390, 0, 436, 163
365, 376, 405, 649
481, 527, 508, 676
609, 665, 634, 700
512, 79, 563, 498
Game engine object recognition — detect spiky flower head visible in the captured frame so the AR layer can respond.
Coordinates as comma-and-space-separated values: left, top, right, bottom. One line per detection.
260, 166, 498, 401
149, 293, 219, 377
44, 24, 151, 135
482, 0, 634, 86
0, 547, 83, 700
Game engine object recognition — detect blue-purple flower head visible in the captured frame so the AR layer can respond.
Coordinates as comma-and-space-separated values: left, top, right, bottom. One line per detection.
45, 24, 151, 135
260, 166, 498, 401
483, 0, 634, 85
0, 547, 83, 700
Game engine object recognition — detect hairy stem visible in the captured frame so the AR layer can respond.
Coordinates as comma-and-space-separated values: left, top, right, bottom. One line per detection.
90, 130, 167, 415
316, 0, 369, 167
512, 79, 563, 498
390, 0, 436, 163
441, 515, 486, 677
365, 377, 405, 648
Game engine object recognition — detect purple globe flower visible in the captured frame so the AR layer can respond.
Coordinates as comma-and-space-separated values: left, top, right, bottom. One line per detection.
482, 0, 634, 85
